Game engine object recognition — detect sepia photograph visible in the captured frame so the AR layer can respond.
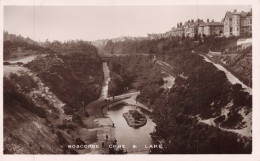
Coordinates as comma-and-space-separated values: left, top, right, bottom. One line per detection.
1, 0, 258, 158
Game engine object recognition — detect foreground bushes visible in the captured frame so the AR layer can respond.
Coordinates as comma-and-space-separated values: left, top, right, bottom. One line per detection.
150, 115, 251, 154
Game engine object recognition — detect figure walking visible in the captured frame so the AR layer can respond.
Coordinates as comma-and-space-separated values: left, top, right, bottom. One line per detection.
102, 141, 105, 147
114, 139, 117, 145
106, 134, 109, 142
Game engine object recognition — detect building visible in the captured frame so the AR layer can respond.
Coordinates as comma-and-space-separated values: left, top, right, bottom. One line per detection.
198, 19, 224, 36
184, 19, 204, 37
148, 22, 184, 39
174, 22, 185, 37
223, 9, 252, 37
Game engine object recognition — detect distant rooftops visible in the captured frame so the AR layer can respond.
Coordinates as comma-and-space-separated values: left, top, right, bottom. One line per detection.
199, 22, 223, 27
225, 9, 252, 18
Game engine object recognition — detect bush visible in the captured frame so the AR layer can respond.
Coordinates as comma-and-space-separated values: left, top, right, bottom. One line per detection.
129, 110, 144, 121
221, 111, 243, 128
62, 105, 74, 115
56, 131, 68, 146
72, 114, 83, 125
57, 124, 76, 130
214, 115, 225, 125
3, 62, 11, 65
9, 72, 37, 93
4, 78, 46, 118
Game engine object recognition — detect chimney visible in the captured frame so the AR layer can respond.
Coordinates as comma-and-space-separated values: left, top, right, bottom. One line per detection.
177, 23, 179, 28
188, 20, 190, 23
180, 22, 182, 26
191, 19, 194, 23
207, 19, 209, 23
212, 19, 214, 22
234, 9, 237, 13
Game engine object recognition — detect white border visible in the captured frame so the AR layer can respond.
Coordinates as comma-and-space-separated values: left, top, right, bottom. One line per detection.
0, 0, 260, 161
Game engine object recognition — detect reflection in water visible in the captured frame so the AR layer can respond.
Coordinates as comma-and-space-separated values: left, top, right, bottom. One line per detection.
107, 105, 155, 153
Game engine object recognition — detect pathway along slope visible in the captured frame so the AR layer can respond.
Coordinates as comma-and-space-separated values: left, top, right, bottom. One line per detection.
198, 54, 252, 138
200, 54, 251, 94
81, 62, 116, 154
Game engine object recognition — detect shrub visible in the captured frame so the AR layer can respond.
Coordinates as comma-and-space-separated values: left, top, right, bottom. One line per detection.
56, 131, 68, 146
4, 78, 46, 118
62, 105, 74, 115
72, 114, 83, 125
57, 124, 76, 130
129, 110, 144, 121
3, 62, 11, 65
221, 111, 243, 128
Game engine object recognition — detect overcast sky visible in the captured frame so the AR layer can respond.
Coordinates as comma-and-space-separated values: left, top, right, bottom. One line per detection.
4, 5, 251, 42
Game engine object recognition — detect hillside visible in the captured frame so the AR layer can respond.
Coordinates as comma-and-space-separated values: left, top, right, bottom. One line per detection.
25, 52, 103, 110
3, 38, 104, 154
102, 36, 252, 154
3, 31, 53, 60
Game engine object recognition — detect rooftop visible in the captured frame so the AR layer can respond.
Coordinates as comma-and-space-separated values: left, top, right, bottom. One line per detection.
225, 10, 252, 19
199, 22, 223, 27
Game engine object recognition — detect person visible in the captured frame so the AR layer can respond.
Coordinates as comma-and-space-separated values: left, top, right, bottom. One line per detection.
114, 139, 117, 145
102, 141, 104, 147
112, 123, 115, 127
106, 134, 109, 142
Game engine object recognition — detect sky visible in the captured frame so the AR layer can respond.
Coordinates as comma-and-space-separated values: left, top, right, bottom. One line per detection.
4, 5, 251, 42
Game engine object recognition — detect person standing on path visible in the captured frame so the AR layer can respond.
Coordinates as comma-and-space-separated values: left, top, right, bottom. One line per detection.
102, 141, 105, 147
106, 134, 109, 142
114, 139, 117, 145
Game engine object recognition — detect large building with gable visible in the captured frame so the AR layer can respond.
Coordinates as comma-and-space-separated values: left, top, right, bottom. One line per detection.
223, 9, 252, 37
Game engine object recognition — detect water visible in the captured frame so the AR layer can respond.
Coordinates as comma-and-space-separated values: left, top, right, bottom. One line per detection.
6, 55, 37, 64
107, 105, 155, 153
100, 62, 156, 153
100, 62, 110, 99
